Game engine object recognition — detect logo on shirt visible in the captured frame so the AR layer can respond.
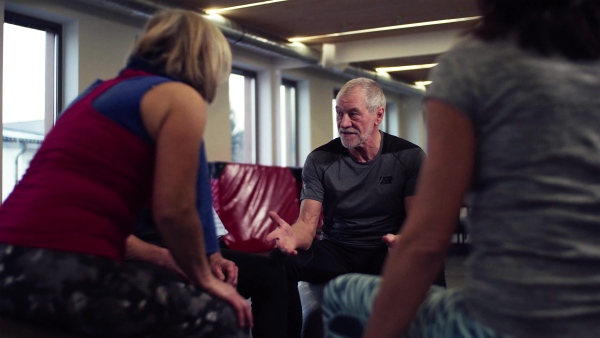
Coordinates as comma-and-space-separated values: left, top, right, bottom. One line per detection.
379, 176, 392, 184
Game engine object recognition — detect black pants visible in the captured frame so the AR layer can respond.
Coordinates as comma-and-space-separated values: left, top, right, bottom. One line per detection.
270, 239, 446, 338
220, 248, 288, 338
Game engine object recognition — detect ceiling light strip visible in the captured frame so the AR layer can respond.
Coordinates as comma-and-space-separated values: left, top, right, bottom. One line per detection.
206, 0, 287, 14
415, 81, 432, 87
376, 63, 438, 73
289, 16, 480, 42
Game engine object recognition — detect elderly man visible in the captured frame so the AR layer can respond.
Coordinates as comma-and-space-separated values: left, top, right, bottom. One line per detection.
267, 77, 446, 338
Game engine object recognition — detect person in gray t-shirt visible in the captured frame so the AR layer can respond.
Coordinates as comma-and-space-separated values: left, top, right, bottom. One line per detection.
266, 77, 445, 338
322, 1, 600, 338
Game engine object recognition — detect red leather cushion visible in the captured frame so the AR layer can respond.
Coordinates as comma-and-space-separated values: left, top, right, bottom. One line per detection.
212, 163, 300, 253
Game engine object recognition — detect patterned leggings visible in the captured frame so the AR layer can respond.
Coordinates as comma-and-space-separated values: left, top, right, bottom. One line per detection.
0, 244, 249, 338
322, 273, 513, 338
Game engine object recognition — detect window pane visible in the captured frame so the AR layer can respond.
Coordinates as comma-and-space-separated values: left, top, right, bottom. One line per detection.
332, 98, 337, 139
280, 81, 297, 166
229, 73, 245, 162
229, 71, 256, 163
385, 103, 399, 136
2, 23, 50, 201
380, 106, 387, 132
3, 24, 46, 127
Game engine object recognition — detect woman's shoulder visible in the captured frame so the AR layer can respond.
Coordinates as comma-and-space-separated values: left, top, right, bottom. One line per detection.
439, 35, 511, 63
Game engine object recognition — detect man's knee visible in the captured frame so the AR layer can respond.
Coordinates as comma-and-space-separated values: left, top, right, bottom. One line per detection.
269, 248, 314, 282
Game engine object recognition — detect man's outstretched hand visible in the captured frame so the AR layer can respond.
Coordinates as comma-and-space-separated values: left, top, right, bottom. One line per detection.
266, 211, 298, 255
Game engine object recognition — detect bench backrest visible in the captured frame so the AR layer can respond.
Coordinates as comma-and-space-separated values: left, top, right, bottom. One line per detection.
210, 162, 302, 253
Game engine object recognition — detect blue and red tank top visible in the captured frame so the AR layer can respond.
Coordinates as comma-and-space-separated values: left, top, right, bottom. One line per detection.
0, 58, 219, 260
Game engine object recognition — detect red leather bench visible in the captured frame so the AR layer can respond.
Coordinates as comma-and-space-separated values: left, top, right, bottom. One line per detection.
210, 161, 303, 253
210, 161, 324, 338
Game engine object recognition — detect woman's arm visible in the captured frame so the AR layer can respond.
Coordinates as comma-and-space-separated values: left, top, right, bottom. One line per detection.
363, 99, 476, 337
141, 82, 212, 286
140, 82, 252, 328
124, 235, 188, 280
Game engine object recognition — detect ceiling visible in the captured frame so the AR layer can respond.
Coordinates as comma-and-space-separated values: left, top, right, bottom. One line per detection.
87, 0, 482, 91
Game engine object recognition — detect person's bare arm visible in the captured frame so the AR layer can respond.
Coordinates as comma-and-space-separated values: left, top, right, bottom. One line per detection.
141, 82, 252, 328
404, 195, 415, 213
382, 193, 417, 248
124, 235, 187, 278
364, 99, 475, 337
266, 199, 322, 255
124, 234, 168, 262
141, 82, 211, 286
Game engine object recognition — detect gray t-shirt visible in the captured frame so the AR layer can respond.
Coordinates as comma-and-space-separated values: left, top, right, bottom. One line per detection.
425, 37, 600, 338
301, 131, 424, 248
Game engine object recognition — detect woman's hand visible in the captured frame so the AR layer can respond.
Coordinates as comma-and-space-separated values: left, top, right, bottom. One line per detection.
209, 252, 239, 286
202, 275, 253, 329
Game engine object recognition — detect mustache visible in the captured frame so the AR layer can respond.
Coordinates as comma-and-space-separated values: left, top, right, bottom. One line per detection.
339, 128, 359, 134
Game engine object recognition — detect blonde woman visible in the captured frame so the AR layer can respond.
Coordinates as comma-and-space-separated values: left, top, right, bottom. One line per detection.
0, 9, 251, 338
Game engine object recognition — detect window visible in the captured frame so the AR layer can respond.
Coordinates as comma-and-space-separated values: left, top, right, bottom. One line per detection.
229, 69, 256, 163
380, 109, 388, 132
384, 103, 399, 136
332, 89, 339, 139
279, 79, 297, 166
2, 12, 61, 201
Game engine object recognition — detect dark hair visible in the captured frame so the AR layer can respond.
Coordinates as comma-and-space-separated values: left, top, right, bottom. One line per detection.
471, 0, 600, 60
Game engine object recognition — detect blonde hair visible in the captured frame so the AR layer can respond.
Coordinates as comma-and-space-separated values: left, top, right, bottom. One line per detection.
130, 9, 232, 103
337, 78, 386, 114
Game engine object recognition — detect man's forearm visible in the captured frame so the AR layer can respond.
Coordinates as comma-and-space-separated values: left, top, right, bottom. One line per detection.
291, 220, 317, 250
